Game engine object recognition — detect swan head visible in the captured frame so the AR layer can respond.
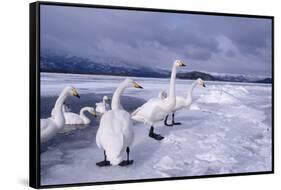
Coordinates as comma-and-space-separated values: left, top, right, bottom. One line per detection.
103, 95, 110, 102
174, 59, 186, 67
86, 107, 97, 117
65, 86, 80, 98
124, 78, 143, 89
197, 78, 206, 87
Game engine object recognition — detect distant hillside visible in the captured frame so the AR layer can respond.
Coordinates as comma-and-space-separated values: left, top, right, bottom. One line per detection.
255, 78, 272, 83
40, 52, 271, 84
177, 71, 217, 81
40, 52, 169, 78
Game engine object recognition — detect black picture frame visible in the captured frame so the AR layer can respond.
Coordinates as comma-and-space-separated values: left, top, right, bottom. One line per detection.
29, 1, 274, 189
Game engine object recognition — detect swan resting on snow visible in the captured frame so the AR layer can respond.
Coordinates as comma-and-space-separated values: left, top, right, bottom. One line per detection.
131, 60, 186, 141
163, 78, 206, 126
96, 78, 143, 167
95, 95, 110, 115
64, 106, 96, 125
40, 86, 80, 143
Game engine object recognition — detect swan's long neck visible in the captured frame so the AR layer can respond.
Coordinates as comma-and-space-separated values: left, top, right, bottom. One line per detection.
160, 64, 177, 112
53, 89, 68, 126
111, 81, 126, 110
186, 81, 198, 103
54, 89, 68, 108
168, 64, 177, 99
80, 108, 90, 123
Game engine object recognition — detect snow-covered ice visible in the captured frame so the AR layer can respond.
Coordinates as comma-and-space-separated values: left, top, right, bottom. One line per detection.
40, 72, 272, 185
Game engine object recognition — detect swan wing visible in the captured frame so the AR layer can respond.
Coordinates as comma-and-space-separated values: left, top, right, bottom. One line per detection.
132, 98, 167, 123
96, 111, 125, 165
64, 112, 83, 125
116, 110, 134, 147
40, 118, 57, 143
150, 104, 168, 121
132, 98, 161, 116
96, 102, 106, 113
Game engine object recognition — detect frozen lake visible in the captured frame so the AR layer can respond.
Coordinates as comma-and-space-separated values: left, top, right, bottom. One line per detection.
40, 72, 272, 186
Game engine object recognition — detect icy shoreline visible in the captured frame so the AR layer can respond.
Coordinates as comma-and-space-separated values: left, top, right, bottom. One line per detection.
40, 73, 272, 186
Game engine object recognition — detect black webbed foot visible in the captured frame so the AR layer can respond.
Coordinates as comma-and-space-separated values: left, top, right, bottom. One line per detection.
149, 126, 164, 141
149, 132, 164, 140
96, 160, 111, 167
119, 160, 134, 166
164, 122, 174, 127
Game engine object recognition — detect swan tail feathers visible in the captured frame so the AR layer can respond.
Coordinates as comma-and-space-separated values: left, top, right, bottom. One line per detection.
107, 153, 123, 166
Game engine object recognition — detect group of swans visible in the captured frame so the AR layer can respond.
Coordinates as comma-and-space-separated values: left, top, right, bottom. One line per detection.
96, 60, 206, 167
40, 87, 110, 143
41, 87, 81, 143
95, 95, 110, 115
161, 78, 206, 126
131, 60, 202, 140
40, 59, 206, 167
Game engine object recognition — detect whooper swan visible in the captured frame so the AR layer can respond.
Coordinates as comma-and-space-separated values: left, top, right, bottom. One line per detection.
131, 60, 186, 141
40, 86, 80, 143
96, 78, 143, 167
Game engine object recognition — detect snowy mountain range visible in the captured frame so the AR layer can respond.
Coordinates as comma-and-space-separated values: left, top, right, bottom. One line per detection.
40, 51, 169, 78
40, 52, 271, 84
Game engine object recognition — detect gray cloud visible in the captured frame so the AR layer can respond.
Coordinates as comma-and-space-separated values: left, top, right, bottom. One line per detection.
41, 5, 272, 76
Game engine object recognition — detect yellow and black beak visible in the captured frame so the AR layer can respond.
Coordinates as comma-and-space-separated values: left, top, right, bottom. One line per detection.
133, 82, 143, 89
72, 89, 80, 98
92, 111, 97, 117
202, 83, 206, 88
181, 63, 186, 67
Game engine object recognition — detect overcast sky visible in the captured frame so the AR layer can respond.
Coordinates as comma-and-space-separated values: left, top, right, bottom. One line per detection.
40, 5, 272, 76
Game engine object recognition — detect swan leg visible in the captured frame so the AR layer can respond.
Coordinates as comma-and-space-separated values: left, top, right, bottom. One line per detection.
96, 150, 111, 167
164, 114, 174, 127
172, 113, 181, 125
119, 147, 134, 166
149, 126, 164, 140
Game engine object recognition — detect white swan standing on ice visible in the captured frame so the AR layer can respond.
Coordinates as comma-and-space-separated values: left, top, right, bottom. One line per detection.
131, 60, 186, 140
163, 78, 206, 126
40, 86, 80, 143
64, 107, 96, 125
96, 78, 143, 167
95, 95, 110, 115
